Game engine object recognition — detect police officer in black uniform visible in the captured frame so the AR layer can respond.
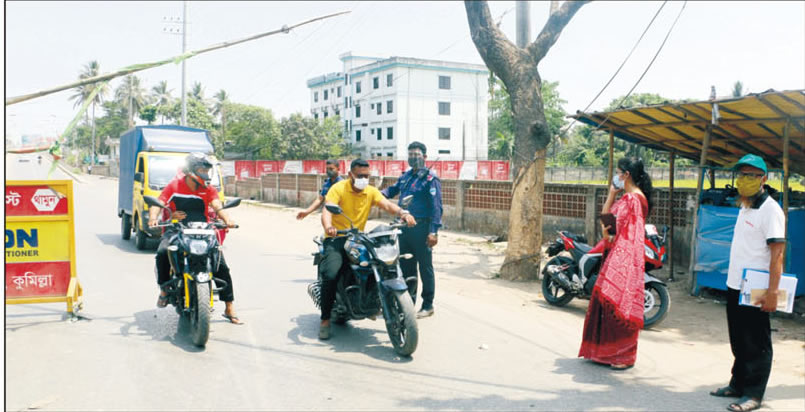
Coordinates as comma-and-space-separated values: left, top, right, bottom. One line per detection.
381, 141, 443, 318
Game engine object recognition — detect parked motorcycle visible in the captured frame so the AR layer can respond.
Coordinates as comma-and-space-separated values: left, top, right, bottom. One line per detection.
307, 197, 419, 356
143, 195, 240, 347
541, 224, 671, 328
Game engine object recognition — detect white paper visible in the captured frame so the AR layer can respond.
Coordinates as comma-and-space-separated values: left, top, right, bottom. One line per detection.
739, 269, 798, 313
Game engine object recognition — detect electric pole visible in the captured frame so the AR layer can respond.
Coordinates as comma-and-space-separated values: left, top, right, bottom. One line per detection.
515, 1, 530, 49
162, 2, 188, 126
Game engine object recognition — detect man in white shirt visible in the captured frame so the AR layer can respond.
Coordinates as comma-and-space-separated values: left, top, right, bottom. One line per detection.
710, 154, 786, 412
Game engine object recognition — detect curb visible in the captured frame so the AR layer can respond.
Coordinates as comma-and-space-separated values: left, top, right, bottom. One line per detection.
241, 199, 295, 211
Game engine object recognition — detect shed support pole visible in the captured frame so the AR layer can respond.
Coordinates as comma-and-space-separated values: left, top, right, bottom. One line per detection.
782, 119, 791, 264
668, 151, 676, 282
607, 129, 614, 185
688, 124, 712, 295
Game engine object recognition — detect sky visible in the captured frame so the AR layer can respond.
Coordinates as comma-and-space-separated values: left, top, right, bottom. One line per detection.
4, 1, 804, 141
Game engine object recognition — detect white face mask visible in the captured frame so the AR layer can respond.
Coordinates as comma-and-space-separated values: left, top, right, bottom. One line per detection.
613, 174, 625, 189
353, 177, 369, 190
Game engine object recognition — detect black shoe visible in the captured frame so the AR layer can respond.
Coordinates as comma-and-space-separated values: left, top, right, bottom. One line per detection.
416, 307, 434, 318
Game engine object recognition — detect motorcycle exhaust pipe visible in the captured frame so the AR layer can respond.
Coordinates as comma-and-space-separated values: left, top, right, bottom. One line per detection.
546, 265, 573, 290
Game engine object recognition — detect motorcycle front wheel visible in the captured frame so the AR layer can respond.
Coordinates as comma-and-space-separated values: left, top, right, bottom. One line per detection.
189, 281, 211, 347
383, 290, 418, 356
643, 281, 670, 329
541, 256, 575, 307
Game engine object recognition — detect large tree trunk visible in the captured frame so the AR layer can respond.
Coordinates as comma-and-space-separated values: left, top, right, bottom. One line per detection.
465, 0, 586, 281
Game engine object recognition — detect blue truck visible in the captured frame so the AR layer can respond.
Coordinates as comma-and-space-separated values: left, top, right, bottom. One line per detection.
117, 125, 224, 250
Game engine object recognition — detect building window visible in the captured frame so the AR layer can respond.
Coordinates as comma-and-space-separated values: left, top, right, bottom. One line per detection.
376, 153, 383, 158
323, 111, 328, 119
387, 100, 393, 114
324, 89, 328, 100
344, 97, 348, 107
376, 103, 381, 115
387, 73, 393, 87
356, 81, 362, 94
387, 127, 393, 140
335, 110, 340, 116
438, 127, 451, 140
349, 97, 352, 108
373, 76, 379, 89
387, 152, 394, 158
356, 130, 361, 142
337, 86, 342, 98
438, 102, 451, 115
438, 149, 451, 155
377, 128, 382, 140
314, 91, 319, 103
438, 75, 451, 90
355, 105, 361, 118
314, 113, 319, 120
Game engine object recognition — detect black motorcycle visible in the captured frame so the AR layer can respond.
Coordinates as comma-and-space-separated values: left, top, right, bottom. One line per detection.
541, 224, 671, 328
143, 195, 240, 347
307, 199, 419, 356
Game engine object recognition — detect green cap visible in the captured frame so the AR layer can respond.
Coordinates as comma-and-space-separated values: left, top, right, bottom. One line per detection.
734, 154, 767, 174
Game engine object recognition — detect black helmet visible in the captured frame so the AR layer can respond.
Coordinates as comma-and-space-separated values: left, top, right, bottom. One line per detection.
185, 152, 213, 184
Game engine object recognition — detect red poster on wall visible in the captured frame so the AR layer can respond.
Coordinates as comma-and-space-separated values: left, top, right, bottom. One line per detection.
476, 161, 493, 180
255, 161, 279, 176
385, 161, 406, 177
425, 161, 442, 177
338, 160, 349, 175
492, 161, 510, 181
234, 161, 256, 180
441, 161, 461, 179
303, 160, 326, 175
367, 160, 385, 177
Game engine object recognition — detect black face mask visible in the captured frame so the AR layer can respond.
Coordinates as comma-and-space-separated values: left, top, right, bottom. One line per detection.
408, 157, 425, 169
326, 169, 339, 179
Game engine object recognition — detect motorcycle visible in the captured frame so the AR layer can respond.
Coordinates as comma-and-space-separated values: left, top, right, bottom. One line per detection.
541, 224, 671, 328
143, 195, 241, 347
307, 197, 419, 356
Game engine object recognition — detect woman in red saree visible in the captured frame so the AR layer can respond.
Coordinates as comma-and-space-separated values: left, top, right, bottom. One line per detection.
579, 157, 653, 369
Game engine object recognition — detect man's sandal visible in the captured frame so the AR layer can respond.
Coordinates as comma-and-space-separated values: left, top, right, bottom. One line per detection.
222, 313, 245, 325
156, 295, 169, 308
710, 386, 742, 398
727, 396, 761, 412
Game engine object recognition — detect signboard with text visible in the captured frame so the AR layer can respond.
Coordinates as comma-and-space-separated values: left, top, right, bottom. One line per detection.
5, 181, 82, 314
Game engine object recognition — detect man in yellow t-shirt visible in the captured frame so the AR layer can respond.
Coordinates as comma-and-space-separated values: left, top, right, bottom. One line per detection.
317, 159, 416, 340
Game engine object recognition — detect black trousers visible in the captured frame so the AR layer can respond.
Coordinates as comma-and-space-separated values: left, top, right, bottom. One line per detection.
155, 232, 235, 302
319, 237, 350, 321
726, 288, 773, 399
399, 219, 435, 309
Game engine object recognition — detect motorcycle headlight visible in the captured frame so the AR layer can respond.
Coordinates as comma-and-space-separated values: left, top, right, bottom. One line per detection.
189, 239, 208, 255
196, 272, 211, 282
644, 245, 655, 260
374, 243, 399, 265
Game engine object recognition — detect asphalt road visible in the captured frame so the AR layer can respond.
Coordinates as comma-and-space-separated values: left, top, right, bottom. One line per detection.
5, 154, 804, 411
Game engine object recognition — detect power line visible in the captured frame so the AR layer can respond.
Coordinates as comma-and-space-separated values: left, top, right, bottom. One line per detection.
557, 0, 668, 139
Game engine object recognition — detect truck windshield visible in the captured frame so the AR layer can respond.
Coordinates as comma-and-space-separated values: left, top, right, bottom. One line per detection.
148, 156, 221, 190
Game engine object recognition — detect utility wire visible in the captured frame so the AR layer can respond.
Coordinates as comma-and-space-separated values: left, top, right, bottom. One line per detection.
557, 0, 668, 140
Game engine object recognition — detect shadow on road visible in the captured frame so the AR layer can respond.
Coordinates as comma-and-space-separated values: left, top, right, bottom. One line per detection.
96, 233, 157, 254
118, 309, 204, 353
286, 313, 412, 363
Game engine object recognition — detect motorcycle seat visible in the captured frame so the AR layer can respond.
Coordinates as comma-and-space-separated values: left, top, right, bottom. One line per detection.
575, 242, 593, 254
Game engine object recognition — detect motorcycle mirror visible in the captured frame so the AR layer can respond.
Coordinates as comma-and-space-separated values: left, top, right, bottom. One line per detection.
143, 195, 168, 209
222, 198, 241, 209
325, 204, 343, 215
400, 195, 414, 209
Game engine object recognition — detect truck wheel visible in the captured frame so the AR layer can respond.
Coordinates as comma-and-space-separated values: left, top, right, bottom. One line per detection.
121, 213, 132, 240
135, 214, 148, 250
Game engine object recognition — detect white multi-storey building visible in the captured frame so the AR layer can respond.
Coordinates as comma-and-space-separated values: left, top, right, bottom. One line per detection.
307, 52, 489, 160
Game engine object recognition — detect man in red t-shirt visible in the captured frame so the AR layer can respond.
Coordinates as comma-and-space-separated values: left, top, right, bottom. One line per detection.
148, 153, 243, 324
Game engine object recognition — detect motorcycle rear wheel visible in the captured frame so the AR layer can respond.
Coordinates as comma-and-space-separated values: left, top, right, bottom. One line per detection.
383, 290, 418, 357
643, 282, 670, 329
189, 281, 211, 347
541, 256, 575, 307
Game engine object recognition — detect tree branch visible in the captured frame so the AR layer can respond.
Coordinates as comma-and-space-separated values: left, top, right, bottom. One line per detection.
464, 1, 523, 85
527, 0, 588, 63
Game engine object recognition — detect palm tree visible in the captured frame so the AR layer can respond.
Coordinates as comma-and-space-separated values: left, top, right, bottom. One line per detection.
190, 82, 205, 101
115, 75, 147, 127
213, 89, 229, 143
151, 80, 173, 124
69, 60, 109, 162
732, 81, 745, 97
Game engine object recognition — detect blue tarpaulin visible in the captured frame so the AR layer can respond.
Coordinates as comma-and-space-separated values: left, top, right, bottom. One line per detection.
694, 204, 805, 296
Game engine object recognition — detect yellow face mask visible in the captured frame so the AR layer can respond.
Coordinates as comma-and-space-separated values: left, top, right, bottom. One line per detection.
736, 175, 762, 197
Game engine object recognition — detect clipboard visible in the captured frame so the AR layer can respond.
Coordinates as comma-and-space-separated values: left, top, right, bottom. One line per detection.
739, 269, 798, 313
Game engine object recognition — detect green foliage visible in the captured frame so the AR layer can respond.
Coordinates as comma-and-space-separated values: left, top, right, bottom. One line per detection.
487, 76, 568, 160
224, 103, 281, 159
139, 105, 158, 124
278, 114, 350, 160
166, 98, 214, 131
